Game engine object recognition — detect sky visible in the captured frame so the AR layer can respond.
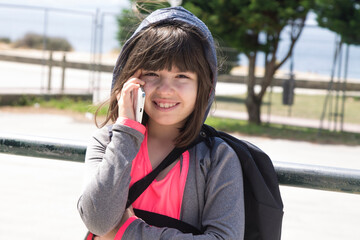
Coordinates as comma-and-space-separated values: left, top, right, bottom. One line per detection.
0, 0, 130, 11
0, 0, 318, 24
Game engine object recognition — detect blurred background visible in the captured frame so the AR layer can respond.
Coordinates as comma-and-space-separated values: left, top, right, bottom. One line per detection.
0, 0, 360, 239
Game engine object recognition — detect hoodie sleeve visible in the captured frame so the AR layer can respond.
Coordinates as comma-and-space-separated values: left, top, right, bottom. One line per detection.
119, 139, 245, 240
77, 121, 146, 236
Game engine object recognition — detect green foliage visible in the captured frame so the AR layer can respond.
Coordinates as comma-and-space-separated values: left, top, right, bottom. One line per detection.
116, 0, 170, 46
182, 0, 314, 55
117, 9, 141, 46
14, 95, 41, 106
8, 96, 103, 114
116, 0, 313, 62
14, 32, 73, 51
116, 0, 240, 73
0, 37, 11, 44
40, 98, 92, 112
314, 0, 360, 45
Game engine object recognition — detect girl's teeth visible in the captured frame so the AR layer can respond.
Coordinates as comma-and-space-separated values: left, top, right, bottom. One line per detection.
159, 103, 176, 108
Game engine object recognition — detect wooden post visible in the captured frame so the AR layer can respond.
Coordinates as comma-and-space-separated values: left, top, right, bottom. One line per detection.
61, 53, 66, 92
47, 51, 53, 91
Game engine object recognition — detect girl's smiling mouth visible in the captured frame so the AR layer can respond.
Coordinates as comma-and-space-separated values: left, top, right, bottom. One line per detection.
153, 100, 179, 110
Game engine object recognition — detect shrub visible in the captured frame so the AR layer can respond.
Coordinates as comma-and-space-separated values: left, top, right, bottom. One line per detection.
14, 32, 73, 51
0, 37, 11, 44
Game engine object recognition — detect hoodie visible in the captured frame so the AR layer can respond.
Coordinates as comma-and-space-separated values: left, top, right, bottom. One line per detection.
112, 6, 217, 121
78, 7, 244, 240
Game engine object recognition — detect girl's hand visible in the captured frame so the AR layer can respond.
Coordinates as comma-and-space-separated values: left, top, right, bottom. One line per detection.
116, 70, 144, 121
94, 206, 135, 240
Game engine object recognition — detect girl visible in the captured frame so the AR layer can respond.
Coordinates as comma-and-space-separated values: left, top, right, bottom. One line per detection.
78, 6, 244, 240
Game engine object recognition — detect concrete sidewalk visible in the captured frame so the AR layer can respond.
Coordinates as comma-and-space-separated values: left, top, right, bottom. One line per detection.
1, 110, 360, 239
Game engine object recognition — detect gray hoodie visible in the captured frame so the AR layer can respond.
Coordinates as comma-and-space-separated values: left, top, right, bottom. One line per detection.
78, 7, 244, 239
112, 6, 217, 120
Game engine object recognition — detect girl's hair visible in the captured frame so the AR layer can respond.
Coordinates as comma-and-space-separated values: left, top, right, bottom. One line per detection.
96, 20, 214, 147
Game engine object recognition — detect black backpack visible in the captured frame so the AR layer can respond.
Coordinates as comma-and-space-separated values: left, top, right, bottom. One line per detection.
103, 124, 283, 239
200, 124, 283, 239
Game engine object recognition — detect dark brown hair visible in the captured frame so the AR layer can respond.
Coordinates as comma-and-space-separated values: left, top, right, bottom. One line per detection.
96, 20, 214, 147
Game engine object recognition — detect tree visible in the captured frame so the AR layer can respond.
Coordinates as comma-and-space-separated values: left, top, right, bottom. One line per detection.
183, 0, 314, 124
117, 0, 314, 124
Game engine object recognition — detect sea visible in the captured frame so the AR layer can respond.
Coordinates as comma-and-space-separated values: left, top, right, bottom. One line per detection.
1, 1, 360, 81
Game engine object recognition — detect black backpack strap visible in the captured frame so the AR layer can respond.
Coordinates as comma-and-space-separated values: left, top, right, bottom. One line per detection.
134, 209, 202, 234
104, 124, 205, 234
126, 146, 187, 208
126, 134, 204, 208
106, 124, 203, 208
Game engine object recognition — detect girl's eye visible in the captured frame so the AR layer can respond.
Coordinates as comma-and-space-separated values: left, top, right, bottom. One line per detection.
144, 72, 158, 77
177, 74, 189, 79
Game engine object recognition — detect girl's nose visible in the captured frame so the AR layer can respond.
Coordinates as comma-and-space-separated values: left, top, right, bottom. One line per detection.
156, 78, 174, 95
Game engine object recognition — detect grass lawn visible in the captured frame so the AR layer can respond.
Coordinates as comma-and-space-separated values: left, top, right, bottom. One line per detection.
205, 117, 360, 146
214, 92, 360, 124
5, 95, 360, 145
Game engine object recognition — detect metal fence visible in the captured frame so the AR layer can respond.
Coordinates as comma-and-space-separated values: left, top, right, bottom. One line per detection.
1, 133, 360, 194
2, 4, 360, 79
0, 3, 119, 57
1, 3, 360, 132
0, 3, 118, 98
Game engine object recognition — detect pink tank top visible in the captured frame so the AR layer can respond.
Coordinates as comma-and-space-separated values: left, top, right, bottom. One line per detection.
130, 130, 190, 220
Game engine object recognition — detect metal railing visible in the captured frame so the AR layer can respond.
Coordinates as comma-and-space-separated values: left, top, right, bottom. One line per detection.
1, 133, 360, 194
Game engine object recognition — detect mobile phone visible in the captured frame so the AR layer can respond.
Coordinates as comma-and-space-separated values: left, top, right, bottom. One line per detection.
135, 86, 146, 123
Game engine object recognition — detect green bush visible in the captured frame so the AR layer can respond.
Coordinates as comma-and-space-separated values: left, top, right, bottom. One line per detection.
13, 95, 40, 106
0, 37, 11, 44
14, 32, 73, 51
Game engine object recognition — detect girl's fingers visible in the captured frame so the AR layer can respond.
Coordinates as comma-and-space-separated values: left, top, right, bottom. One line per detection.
120, 70, 145, 101
133, 69, 142, 79
116, 69, 145, 120
128, 69, 145, 86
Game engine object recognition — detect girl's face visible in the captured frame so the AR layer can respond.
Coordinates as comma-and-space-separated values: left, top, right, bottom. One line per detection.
141, 66, 198, 128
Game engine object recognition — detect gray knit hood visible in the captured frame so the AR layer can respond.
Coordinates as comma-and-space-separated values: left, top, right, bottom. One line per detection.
111, 6, 217, 121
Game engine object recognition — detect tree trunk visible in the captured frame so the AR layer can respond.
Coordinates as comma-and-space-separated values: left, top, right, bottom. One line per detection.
245, 53, 262, 124
245, 93, 261, 124
243, 19, 306, 125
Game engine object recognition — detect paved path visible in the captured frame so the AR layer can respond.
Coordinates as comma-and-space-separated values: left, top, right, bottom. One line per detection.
1, 110, 360, 239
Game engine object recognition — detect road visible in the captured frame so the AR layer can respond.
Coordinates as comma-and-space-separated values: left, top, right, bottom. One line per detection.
1, 110, 360, 239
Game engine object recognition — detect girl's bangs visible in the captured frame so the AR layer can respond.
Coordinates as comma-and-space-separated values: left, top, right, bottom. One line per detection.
139, 30, 201, 73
